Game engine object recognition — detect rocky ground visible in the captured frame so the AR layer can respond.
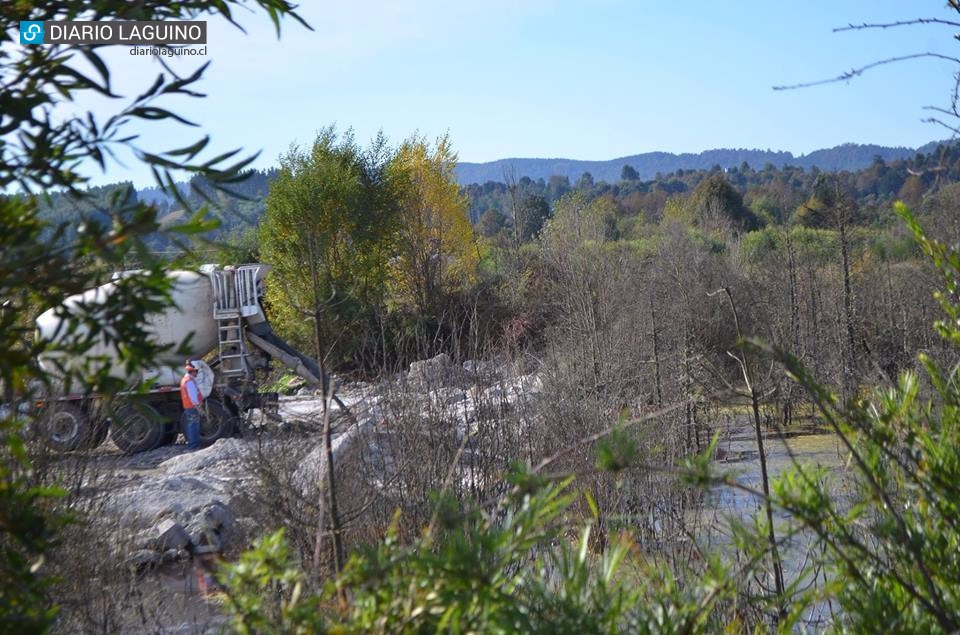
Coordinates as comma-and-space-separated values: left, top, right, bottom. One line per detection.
59, 354, 545, 569
31, 354, 547, 631
37, 354, 838, 632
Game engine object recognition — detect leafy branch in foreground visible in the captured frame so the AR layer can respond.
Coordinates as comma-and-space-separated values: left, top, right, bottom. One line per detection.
739, 202, 960, 632
221, 471, 734, 634
1, 1, 306, 196
0, 2, 307, 630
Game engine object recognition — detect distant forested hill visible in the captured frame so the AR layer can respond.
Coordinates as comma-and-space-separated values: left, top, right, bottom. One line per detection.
31, 140, 959, 252
454, 142, 932, 185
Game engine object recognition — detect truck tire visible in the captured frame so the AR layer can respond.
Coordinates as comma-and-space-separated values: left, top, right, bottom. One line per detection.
111, 403, 164, 454
199, 399, 237, 446
160, 428, 180, 446
38, 402, 94, 452
83, 418, 110, 450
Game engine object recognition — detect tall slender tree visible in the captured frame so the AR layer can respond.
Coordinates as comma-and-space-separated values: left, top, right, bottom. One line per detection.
388, 134, 478, 315
260, 127, 399, 365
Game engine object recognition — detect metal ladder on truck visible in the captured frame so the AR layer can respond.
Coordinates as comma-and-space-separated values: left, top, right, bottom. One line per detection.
209, 265, 261, 386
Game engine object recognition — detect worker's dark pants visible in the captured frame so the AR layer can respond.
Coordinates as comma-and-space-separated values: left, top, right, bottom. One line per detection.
182, 407, 201, 449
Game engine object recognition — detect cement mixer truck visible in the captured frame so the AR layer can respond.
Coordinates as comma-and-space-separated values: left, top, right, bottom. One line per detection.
33, 264, 326, 454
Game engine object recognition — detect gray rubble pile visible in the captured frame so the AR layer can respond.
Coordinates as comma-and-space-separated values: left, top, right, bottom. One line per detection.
103, 438, 252, 567
89, 358, 544, 565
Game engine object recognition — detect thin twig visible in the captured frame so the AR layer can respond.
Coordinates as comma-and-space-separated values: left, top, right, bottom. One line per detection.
834, 18, 960, 32
532, 393, 725, 475
773, 53, 960, 91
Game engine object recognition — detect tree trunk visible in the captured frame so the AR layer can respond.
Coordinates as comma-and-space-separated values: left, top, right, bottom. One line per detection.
650, 296, 664, 408
715, 287, 786, 621
839, 217, 856, 401
311, 310, 345, 605
785, 232, 800, 426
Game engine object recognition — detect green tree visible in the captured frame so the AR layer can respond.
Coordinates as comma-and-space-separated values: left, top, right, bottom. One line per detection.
660, 194, 695, 227
621, 164, 640, 181
517, 193, 551, 242
575, 171, 595, 189
547, 174, 571, 201
258, 128, 405, 587
260, 128, 399, 366
793, 173, 860, 230
688, 173, 760, 233
478, 207, 507, 237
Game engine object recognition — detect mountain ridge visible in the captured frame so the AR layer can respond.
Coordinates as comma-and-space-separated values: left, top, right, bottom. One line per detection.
454, 141, 947, 185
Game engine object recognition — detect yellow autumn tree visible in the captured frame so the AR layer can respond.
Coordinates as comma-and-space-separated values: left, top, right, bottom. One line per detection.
388, 134, 479, 313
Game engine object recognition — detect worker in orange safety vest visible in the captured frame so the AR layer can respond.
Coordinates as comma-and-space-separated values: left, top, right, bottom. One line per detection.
180, 360, 204, 449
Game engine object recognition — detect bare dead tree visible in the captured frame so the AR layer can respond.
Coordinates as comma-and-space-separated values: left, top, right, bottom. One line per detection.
502, 163, 522, 252
313, 382, 346, 607
708, 286, 786, 623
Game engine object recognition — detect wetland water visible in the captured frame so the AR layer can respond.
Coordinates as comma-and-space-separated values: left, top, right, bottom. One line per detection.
710, 417, 845, 513
698, 416, 848, 624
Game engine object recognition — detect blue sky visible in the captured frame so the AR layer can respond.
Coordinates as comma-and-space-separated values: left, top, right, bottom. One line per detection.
66, 1, 960, 186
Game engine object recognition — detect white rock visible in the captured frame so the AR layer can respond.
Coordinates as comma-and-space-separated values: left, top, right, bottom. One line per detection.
150, 518, 191, 552
479, 384, 509, 404
431, 387, 467, 408
158, 438, 248, 474
127, 549, 161, 569
293, 415, 377, 496
463, 359, 501, 379
408, 353, 454, 388
515, 374, 544, 395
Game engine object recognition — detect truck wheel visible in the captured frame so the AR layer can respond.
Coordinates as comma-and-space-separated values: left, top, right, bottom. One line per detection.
199, 399, 237, 446
83, 419, 110, 450
160, 428, 180, 446
111, 403, 164, 454
38, 403, 93, 452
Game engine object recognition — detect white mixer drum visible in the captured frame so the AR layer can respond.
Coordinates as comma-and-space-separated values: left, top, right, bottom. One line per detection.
36, 270, 219, 386
145, 271, 218, 363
